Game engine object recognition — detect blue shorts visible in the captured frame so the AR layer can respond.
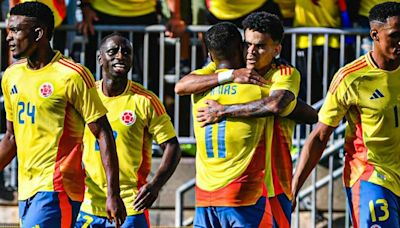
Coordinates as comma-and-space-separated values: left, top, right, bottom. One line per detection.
194, 196, 267, 228
345, 180, 400, 228
267, 193, 292, 228
75, 210, 150, 228
19, 191, 81, 228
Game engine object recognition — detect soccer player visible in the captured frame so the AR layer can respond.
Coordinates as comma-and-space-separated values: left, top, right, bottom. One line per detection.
191, 22, 270, 227
176, 12, 317, 228
75, 33, 181, 228
291, 2, 400, 228
0, 2, 126, 227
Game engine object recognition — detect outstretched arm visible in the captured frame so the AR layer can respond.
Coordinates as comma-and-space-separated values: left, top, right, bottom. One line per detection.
291, 122, 335, 205
0, 121, 17, 171
134, 137, 181, 211
88, 116, 126, 227
196, 89, 294, 126
175, 68, 267, 95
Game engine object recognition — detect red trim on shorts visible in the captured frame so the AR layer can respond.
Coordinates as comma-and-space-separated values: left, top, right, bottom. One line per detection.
270, 196, 290, 228
58, 192, 72, 228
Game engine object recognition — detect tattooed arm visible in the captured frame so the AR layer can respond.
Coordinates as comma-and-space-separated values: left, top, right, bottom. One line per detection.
197, 90, 294, 126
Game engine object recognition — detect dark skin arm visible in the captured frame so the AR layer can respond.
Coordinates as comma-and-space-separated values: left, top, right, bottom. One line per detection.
133, 137, 181, 211
291, 122, 334, 210
196, 89, 295, 126
0, 121, 17, 170
286, 98, 318, 124
88, 116, 127, 227
174, 68, 267, 96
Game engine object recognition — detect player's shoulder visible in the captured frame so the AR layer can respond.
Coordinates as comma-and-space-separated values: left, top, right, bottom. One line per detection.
126, 80, 159, 100
329, 55, 370, 93
3, 59, 27, 75
127, 80, 166, 115
57, 55, 95, 88
271, 58, 299, 77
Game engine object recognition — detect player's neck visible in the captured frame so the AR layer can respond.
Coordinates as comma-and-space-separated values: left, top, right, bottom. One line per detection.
216, 59, 242, 70
256, 64, 272, 76
27, 44, 55, 70
102, 76, 128, 97
371, 51, 400, 71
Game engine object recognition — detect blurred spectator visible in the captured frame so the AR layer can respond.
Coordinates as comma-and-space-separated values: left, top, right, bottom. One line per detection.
294, 0, 346, 104
77, 0, 185, 93
205, 0, 282, 28
274, 0, 295, 60
275, 0, 295, 26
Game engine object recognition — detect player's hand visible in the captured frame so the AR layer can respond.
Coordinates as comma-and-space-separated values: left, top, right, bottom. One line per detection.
197, 100, 224, 127
106, 194, 127, 228
232, 68, 268, 86
77, 5, 98, 36
165, 18, 186, 38
133, 182, 161, 211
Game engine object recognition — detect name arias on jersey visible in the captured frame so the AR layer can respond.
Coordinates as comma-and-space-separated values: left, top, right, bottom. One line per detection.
120, 110, 136, 126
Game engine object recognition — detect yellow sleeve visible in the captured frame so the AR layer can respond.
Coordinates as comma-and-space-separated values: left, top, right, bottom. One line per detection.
1, 72, 13, 121
191, 62, 217, 75
319, 73, 353, 127
66, 66, 107, 123
271, 66, 301, 116
146, 93, 177, 144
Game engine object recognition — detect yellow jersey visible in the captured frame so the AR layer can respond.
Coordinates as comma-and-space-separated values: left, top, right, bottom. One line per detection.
2, 51, 107, 201
80, 80, 176, 216
294, 0, 341, 48
320, 52, 400, 196
91, 0, 156, 17
192, 68, 267, 207
206, 0, 266, 20
193, 62, 300, 201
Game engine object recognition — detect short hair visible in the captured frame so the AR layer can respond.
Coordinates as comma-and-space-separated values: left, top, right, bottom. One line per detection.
242, 12, 284, 44
204, 22, 242, 61
99, 32, 131, 50
369, 2, 400, 24
10, 2, 54, 40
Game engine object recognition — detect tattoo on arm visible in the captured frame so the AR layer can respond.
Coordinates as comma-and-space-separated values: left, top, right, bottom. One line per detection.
223, 90, 295, 118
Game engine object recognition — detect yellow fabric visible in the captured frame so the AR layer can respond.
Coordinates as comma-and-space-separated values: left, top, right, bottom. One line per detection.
18, 0, 66, 27
294, 0, 341, 48
91, 0, 156, 17
274, 0, 295, 19
193, 69, 266, 191
81, 80, 176, 216
359, 0, 400, 17
319, 53, 400, 196
262, 65, 299, 199
2, 51, 107, 200
207, 0, 266, 20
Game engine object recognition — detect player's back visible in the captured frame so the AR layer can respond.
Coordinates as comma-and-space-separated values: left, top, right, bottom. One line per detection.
192, 81, 266, 206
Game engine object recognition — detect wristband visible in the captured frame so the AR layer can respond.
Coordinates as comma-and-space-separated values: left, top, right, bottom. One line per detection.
217, 70, 234, 84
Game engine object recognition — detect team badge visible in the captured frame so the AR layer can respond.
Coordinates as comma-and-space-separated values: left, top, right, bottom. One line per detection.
370, 225, 381, 228
39, 83, 53, 98
120, 110, 136, 126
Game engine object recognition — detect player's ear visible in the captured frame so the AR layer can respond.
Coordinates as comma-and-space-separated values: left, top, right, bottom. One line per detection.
371, 30, 379, 41
274, 43, 282, 58
34, 27, 44, 42
98, 53, 103, 66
